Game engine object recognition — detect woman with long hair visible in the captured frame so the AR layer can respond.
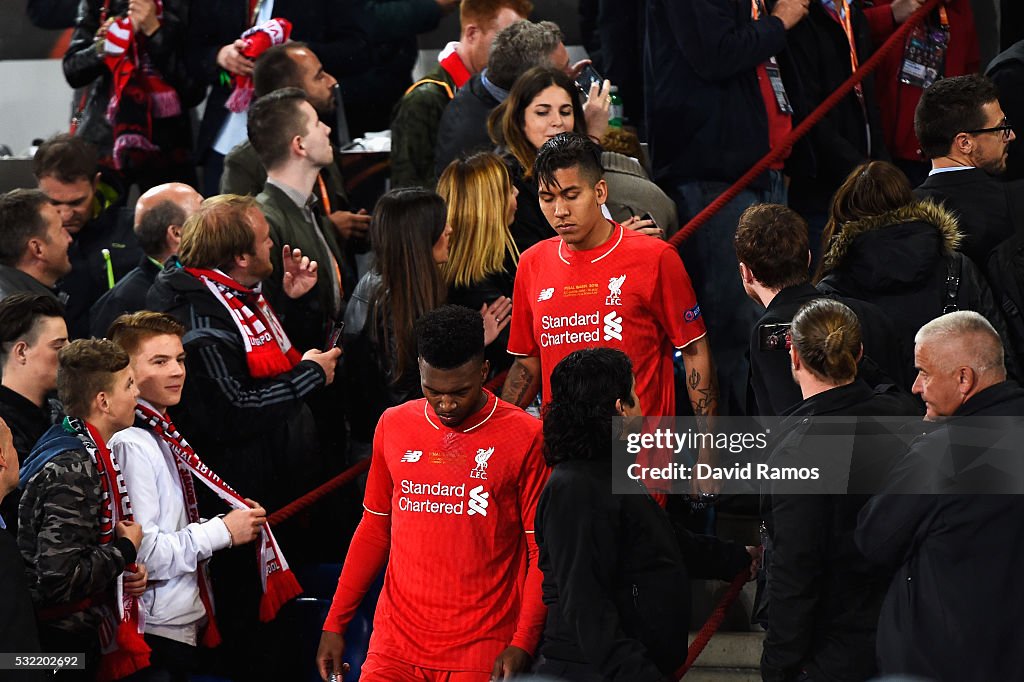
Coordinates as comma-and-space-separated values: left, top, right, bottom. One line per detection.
814, 160, 1009, 382
437, 152, 519, 374
759, 298, 918, 682
344, 188, 509, 447
488, 66, 597, 253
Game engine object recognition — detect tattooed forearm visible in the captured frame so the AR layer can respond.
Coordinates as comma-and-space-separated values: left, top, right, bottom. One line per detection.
501, 357, 542, 408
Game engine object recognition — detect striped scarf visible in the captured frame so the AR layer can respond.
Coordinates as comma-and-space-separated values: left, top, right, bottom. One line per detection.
134, 404, 302, 622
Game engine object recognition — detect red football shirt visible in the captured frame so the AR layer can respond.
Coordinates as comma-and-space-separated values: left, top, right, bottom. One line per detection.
348, 391, 548, 671
507, 223, 706, 416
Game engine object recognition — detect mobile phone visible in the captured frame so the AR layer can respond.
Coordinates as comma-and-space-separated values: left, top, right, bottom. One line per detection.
574, 63, 604, 96
640, 212, 659, 229
324, 321, 346, 351
757, 322, 791, 352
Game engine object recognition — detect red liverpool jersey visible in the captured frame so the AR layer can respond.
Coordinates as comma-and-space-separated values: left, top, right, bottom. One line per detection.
357, 391, 547, 671
508, 223, 706, 416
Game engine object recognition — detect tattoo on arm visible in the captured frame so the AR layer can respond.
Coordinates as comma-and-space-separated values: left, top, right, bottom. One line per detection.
502, 360, 539, 407
688, 366, 719, 432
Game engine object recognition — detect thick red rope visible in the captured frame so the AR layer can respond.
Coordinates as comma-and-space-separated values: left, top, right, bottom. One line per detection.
675, 569, 749, 679
267, 458, 371, 526
668, 0, 942, 248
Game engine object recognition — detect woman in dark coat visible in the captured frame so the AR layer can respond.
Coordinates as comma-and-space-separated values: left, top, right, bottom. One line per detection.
814, 161, 1010, 383
759, 298, 920, 682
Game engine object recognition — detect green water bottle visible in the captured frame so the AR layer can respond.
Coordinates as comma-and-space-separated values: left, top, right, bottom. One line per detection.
609, 85, 624, 128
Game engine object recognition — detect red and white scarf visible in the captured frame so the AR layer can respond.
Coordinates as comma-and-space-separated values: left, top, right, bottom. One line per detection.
226, 18, 293, 113
134, 403, 302, 622
66, 417, 151, 681
101, 2, 183, 170
185, 267, 301, 379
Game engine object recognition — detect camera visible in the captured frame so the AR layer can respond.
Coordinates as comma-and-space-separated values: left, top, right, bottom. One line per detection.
757, 322, 791, 352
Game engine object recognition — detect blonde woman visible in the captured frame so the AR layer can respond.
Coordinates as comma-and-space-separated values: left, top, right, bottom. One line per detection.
438, 152, 520, 375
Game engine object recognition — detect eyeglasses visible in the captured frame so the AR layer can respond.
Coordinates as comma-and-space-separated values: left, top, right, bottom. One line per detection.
964, 118, 1014, 141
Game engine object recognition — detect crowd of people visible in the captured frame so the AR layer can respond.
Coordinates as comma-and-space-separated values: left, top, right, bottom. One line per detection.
2, 1, 1024, 681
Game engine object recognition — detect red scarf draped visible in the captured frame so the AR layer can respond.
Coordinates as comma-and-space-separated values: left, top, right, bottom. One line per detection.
184, 267, 301, 378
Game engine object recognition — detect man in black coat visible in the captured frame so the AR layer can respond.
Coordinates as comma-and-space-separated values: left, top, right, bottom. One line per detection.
89, 182, 200, 338
643, 0, 810, 416
857, 311, 1024, 682
913, 75, 1023, 266
33, 135, 140, 339
734, 204, 908, 415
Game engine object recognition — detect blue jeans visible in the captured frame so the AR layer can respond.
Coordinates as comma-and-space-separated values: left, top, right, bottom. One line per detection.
671, 171, 788, 416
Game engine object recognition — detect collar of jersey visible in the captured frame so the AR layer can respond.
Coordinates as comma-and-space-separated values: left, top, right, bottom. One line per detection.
558, 222, 624, 265
423, 389, 499, 432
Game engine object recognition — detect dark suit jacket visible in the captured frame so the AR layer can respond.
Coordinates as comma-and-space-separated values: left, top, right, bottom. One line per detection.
256, 181, 347, 351
434, 74, 501, 178
914, 168, 1024, 266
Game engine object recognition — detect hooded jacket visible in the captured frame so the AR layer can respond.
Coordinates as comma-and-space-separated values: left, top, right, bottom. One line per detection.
817, 201, 1009, 377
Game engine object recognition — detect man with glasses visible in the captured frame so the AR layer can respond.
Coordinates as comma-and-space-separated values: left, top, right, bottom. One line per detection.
914, 74, 1023, 266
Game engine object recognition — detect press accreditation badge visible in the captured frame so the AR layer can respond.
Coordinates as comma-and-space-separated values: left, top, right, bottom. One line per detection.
766, 58, 794, 115
899, 21, 949, 89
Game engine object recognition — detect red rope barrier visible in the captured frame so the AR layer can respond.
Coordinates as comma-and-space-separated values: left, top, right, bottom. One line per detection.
675, 569, 749, 679
668, 0, 942, 248
267, 457, 371, 526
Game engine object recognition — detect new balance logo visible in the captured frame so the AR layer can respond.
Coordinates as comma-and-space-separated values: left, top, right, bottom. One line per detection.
467, 485, 489, 516
537, 287, 555, 302
603, 312, 623, 341
401, 450, 423, 463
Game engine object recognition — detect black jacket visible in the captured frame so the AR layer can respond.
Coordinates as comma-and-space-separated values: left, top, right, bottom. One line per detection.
503, 154, 556, 254
0, 266, 60, 304
0, 526, 43, 673
88, 255, 161, 338
749, 283, 909, 416
0, 386, 60, 538
914, 169, 1024, 266
186, 0, 368, 162
26, 0, 78, 29
147, 262, 326, 512
434, 74, 501, 178
785, 1, 887, 210
856, 381, 1024, 682
447, 253, 517, 377
535, 460, 751, 681
643, 0, 805, 188
986, 40, 1024, 182
759, 380, 920, 682
57, 200, 141, 339
817, 201, 1010, 380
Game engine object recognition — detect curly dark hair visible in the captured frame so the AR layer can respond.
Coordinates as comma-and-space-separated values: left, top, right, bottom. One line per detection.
533, 131, 604, 190
542, 348, 635, 466
733, 203, 809, 290
416, 304, 484, 370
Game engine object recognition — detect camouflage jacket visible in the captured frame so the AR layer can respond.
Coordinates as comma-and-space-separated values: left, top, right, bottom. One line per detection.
18, 445, 136, 635
389, 63, 457, 189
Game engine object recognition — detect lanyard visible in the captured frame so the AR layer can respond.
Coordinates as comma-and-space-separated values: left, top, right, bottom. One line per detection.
751, 0, 765, 20
824, 0, 859, 75
316, 173, 332, 215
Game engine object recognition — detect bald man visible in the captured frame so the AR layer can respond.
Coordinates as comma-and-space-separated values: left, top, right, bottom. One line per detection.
89, 183, 203, 337
0, 417, 44, 669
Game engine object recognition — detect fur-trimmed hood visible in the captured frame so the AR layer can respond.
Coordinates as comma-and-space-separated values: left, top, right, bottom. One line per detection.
820, 200, 962, 274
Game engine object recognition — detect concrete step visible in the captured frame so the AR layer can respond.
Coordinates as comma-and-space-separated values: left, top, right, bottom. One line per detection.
687, 631, 764, 670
